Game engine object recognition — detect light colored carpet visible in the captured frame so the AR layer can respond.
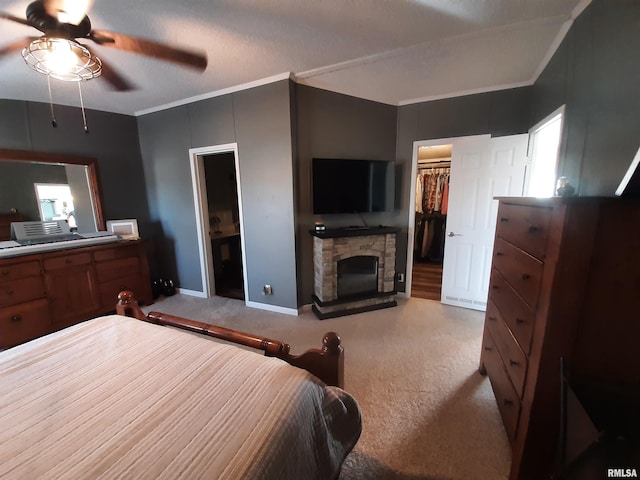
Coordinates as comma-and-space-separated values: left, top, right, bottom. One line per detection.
142, 294, 511, 480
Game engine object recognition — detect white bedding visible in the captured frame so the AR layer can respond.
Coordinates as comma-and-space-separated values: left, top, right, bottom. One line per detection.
0, 315, 361, 479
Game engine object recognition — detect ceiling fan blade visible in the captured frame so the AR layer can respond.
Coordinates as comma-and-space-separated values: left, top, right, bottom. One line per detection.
89, 30, 208, 71
43, 0, 92, 25
0, 38, 33, 58
0, 11, 31, 27
99, 58, 136, 91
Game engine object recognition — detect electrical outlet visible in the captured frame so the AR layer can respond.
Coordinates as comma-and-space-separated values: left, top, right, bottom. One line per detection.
263, 284, 273, 295
397, 273, 405, 283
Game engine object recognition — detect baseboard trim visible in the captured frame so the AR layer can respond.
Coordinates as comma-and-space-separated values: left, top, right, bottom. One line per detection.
175, 288, 207, 298
245, 300, 299, 316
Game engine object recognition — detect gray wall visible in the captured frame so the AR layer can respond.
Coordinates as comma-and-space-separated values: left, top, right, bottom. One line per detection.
0, 99, 151, 233
531, 0, 640, 196
294, 85, 398, 304
137, 80, 299, 310
137, 106, 194, 287
395, 87, 532, 286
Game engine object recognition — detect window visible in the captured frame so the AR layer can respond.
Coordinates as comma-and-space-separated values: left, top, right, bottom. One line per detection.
524, 106, 564, 197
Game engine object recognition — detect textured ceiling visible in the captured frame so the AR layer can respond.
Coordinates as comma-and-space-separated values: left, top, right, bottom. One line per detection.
0, 0, 589, 116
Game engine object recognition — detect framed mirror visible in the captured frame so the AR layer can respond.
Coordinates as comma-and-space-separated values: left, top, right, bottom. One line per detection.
0, 149, 104, 237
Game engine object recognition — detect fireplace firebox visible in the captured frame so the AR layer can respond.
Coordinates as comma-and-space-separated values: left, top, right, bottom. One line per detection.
337, 255, 378, 298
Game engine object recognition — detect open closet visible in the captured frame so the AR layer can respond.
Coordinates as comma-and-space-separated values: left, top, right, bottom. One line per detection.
411, 144, 451, 300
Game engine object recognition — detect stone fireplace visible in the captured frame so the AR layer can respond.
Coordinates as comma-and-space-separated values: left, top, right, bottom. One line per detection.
311, 227, 398, 319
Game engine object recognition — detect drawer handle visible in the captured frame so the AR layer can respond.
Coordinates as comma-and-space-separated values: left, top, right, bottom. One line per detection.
504, 399, 514, 406
492, 285, 499, 290
515, 318, 525, 325
488, 316, 497, 321
509, 359, 520, 367
528, 225, 539, 233
521, 273, 531, 280
495, 251, 503, 256
11, 314, 22, 322
484, 346, 493, 352
65, 258, 73, 264
500, 217, 509, 223
1, 270, 9, 276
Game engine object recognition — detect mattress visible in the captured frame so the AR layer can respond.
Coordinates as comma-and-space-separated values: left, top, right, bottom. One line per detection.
0, 315, 361, 479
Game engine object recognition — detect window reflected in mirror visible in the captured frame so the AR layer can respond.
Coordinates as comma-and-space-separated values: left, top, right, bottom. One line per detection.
35, 184, 77, 229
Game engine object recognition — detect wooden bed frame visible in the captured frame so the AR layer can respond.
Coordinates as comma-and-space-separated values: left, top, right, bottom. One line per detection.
116, 291, 345, 388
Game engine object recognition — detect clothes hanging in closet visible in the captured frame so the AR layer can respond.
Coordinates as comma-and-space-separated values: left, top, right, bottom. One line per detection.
415, 166, 450, 262
415, 213, 446, 261
416, 168, 450, 214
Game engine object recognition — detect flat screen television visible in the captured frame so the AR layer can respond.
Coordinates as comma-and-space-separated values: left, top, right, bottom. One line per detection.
312, 158, 394, 214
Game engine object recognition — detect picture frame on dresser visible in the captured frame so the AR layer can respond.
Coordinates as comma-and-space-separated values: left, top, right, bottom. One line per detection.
106, 219, 139, 240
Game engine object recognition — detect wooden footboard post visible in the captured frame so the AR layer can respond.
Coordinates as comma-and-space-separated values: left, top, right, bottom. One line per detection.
278, 333, 345, 389
116, 291, 148, 321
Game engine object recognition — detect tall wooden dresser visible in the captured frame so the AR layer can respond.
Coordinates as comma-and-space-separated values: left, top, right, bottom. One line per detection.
479, 197, 640, 480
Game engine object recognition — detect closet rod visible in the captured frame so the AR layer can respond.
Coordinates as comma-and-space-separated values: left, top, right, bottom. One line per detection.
418, 163, 451, 171
418, 160, 451, 167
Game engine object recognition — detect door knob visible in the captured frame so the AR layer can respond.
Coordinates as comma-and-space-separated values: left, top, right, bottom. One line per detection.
447, 232, 462, 237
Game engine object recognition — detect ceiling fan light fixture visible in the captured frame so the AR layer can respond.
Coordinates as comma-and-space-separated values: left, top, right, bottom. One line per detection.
21, 37, 102, 82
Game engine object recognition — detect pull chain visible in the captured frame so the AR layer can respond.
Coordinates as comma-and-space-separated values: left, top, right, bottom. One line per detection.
77, 81, 89, 133
46, 75, 57, 128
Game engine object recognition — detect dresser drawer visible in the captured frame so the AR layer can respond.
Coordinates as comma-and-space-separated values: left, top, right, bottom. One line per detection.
492, 238, 543, 309
44, 253, 92, 270
486, 305, 528, 398
98, 274, 145, 309
482, 330, 521, 443
95, 257, 140, 283
0, 298, 50, 348
488, 273, 536, 355
93, 244, 139, 262
0, 276, 46, 307
496, 203, 551, 260
0, 261, 41, 282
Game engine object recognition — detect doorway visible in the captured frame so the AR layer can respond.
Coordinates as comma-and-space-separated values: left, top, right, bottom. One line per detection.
406, 134, 528, 310
203, 152, 244, 300
189, 144, 248, 301
411, 144, 451, 300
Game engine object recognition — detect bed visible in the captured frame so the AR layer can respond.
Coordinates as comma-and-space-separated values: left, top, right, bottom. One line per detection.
0, 291, 362, 480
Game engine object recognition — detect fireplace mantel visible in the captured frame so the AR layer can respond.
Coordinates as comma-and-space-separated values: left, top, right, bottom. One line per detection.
310, 226, 399, 239
311, 227, 398, 319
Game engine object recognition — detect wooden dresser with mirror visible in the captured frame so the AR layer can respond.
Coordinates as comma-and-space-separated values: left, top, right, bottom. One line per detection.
480, 196, 640, 480
0, 149, 152, 349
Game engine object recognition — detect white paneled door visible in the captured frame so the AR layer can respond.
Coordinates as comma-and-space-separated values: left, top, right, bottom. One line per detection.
440, 134, 528, 310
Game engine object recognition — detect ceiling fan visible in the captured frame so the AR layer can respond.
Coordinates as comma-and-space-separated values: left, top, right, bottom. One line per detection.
0, 0, 208, 91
